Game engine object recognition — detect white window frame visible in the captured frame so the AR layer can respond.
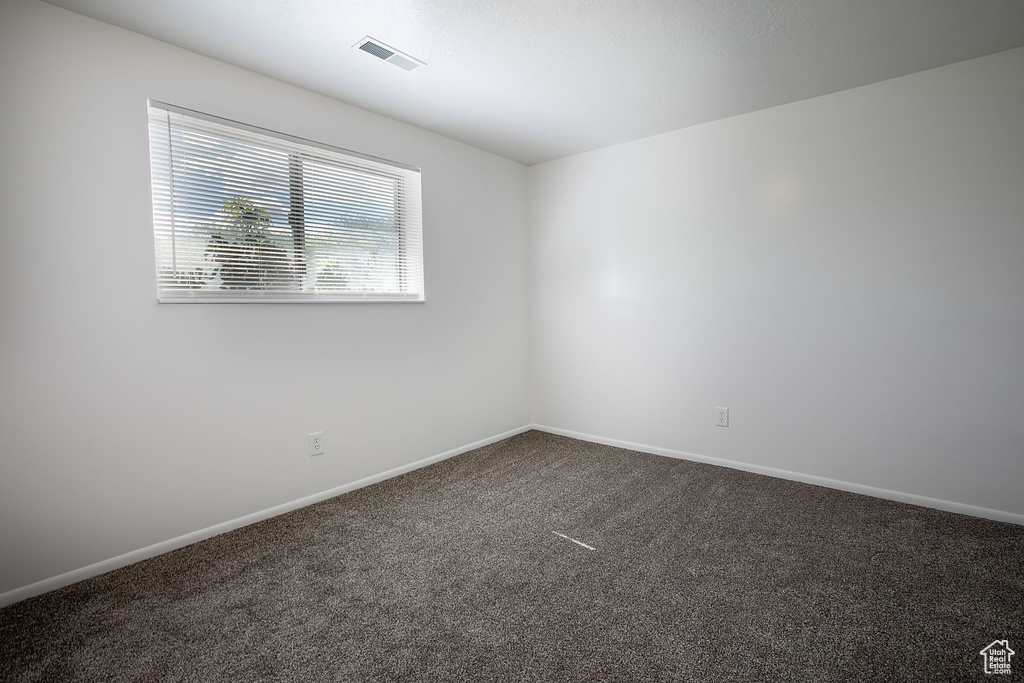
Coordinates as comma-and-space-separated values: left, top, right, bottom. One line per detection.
147, 101, 425, 303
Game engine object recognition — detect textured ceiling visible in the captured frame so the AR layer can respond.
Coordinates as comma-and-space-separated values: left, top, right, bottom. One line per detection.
42, 0, 1024, 165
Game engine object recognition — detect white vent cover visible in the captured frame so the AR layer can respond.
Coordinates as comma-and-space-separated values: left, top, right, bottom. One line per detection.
354, 37, 425, 72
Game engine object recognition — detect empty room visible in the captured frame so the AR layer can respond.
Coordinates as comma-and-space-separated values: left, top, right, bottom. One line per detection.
1, 0, 1022, 680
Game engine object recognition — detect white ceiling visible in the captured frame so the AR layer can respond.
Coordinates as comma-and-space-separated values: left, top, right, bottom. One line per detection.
43, 0, 1024, 166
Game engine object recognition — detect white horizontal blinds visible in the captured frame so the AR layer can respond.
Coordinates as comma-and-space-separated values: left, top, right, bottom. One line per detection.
147, 102, 423, 302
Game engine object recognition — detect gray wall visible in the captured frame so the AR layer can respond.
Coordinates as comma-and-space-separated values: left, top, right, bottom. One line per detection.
529, 47, 1024, 520
0, 0, 530, 597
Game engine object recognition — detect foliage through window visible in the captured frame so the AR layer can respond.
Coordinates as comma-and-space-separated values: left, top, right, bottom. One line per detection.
147, 101, 424, 302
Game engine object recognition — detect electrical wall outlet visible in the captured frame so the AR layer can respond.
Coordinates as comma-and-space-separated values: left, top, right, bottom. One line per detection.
715, 407, 729, 427
309, 431, 324, 456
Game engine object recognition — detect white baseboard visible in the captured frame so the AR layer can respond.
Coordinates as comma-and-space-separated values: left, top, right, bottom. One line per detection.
6, 422, 1017, 609
530, 424, 1024, 527
0, 425, 532, 609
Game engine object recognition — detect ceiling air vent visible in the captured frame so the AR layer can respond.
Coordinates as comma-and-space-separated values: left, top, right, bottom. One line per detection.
354, 37, 425, 72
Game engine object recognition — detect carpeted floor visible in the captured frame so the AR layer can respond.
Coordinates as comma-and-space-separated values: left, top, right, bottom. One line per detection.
1, 430, 1022, 682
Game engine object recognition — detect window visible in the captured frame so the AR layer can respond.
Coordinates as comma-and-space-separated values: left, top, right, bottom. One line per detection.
147, 101, 424, 302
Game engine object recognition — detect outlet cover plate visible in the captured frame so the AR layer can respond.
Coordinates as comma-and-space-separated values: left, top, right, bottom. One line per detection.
715, 407, 729, 427
309, 431, 324, 456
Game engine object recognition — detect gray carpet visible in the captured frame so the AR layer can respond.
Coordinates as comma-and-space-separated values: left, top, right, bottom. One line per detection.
1, 430, 1022, 682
